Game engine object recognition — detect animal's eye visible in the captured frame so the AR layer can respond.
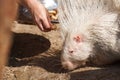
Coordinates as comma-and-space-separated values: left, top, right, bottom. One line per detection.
73, 35, 83, 43
69, 50, 74, 54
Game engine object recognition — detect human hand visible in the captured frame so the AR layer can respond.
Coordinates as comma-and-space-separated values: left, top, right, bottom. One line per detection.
23, 0, 52, 32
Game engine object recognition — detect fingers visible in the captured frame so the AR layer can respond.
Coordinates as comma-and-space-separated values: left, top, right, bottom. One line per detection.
41, 17, 52, 31
35, 20, 44, 31
35, 14, 52, 32
36, 20, 51, 32
41, 12, 53, 31
37, 9, 54, 32
24, 0, 53, 32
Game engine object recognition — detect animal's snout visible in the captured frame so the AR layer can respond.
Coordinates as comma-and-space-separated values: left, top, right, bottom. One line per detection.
61, 61, 77, 70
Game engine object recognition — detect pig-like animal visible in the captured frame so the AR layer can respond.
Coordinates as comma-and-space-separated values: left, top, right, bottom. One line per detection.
58, 0, 120, 70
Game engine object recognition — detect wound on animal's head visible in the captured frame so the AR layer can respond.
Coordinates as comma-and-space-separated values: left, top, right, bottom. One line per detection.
73, 35, 83, 43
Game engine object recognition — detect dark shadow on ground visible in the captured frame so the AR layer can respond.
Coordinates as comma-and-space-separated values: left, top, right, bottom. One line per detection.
8, 49, 67, 73
10, 33, 51, 58
8, 33, 51, 66
26, 50, 68, 73
70, 63, 120, 80
8, 32, 67, 73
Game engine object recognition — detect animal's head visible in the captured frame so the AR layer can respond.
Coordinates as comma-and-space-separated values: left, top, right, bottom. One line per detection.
61, 31, 92, 70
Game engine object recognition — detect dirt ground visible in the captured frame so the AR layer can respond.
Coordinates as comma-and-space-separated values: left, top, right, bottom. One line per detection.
2, 22, 120, 80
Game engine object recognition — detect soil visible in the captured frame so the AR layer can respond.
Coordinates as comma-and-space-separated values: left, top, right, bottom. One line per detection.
3, 22, 120, 80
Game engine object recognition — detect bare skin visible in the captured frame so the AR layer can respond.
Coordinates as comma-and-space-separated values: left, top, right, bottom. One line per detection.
0, 0, 18, 79
0, 0, 52, 79
21, 0, 52, 32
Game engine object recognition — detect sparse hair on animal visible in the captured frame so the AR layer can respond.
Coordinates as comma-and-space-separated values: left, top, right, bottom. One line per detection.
58, 0, 120, 70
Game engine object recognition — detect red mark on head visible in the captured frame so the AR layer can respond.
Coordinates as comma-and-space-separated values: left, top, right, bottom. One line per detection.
73, 35, 83, 43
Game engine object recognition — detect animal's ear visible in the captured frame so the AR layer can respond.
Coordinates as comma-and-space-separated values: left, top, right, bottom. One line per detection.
73, 35, 83, 43
99, 13, 118, 26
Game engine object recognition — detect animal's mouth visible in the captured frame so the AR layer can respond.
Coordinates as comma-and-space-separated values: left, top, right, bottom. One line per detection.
61, 59, 88, 70
62, 61, 78, 70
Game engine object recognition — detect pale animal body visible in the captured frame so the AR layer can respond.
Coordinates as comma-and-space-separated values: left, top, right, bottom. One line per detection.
58, 0, 120, 70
